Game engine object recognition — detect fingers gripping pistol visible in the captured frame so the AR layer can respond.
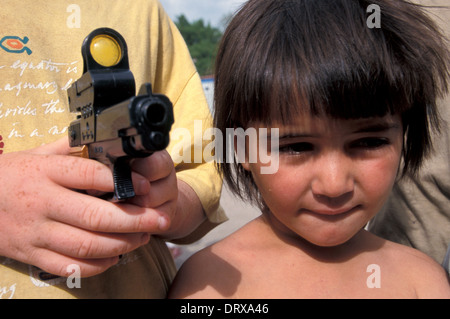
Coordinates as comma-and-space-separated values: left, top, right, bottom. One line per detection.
68, 28, 174, 201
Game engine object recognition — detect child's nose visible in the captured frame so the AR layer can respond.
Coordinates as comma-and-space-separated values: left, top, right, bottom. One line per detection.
311, 152, 355, 200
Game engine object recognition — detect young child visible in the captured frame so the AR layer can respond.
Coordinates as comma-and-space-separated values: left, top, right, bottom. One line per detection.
169, 0, 450, 298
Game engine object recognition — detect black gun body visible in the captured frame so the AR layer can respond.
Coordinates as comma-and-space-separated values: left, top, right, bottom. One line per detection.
69, 84, 173, 200
68, 28, 173, 201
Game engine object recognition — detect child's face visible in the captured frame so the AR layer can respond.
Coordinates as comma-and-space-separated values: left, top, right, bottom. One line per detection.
242, 114, 403, 247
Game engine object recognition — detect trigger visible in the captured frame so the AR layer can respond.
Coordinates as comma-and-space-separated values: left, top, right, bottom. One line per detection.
113, 157, 135, 200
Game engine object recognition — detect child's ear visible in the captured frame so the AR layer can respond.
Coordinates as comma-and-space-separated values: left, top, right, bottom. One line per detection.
234, 135, 251, 171
240, 160, 251, 171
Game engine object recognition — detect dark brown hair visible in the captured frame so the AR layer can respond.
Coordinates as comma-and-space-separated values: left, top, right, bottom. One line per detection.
214, 0, 449, 203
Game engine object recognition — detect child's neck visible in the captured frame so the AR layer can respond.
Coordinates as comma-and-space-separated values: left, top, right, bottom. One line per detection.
260, 211, 382, 264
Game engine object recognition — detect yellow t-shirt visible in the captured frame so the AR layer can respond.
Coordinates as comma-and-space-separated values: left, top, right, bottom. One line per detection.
0, 0, 226, 298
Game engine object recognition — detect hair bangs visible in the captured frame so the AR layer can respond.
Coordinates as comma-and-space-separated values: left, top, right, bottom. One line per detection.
219, 0, 428, 130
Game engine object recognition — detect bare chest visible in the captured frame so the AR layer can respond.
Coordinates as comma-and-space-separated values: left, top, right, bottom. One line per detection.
231, 253, 415, 298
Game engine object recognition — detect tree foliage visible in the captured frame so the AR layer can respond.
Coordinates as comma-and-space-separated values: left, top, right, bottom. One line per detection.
175, 14, 223, 76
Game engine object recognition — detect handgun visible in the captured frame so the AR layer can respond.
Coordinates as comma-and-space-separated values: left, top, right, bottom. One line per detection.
68, 28, 174, 201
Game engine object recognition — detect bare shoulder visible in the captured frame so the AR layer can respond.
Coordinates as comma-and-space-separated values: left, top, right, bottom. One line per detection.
168, 218, 264, 299
168, 245, 241, 298
373, 235, 450, 298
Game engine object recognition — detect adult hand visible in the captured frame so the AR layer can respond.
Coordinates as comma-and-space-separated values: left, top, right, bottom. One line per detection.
129, 150, 206, 241
0, 138, 170, 277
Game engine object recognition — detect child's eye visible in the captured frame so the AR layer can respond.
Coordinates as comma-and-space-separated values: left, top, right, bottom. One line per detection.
350, 137, 390, 149
279, 142, 314, 154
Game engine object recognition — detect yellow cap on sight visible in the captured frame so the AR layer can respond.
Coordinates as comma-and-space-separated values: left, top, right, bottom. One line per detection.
90, 34, 122, 67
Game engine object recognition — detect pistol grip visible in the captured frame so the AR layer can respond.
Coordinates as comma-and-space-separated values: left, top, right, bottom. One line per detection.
113, 157, 135, 201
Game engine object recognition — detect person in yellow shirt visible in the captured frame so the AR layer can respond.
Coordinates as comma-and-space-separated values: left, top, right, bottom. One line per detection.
0, 0, 226, 298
